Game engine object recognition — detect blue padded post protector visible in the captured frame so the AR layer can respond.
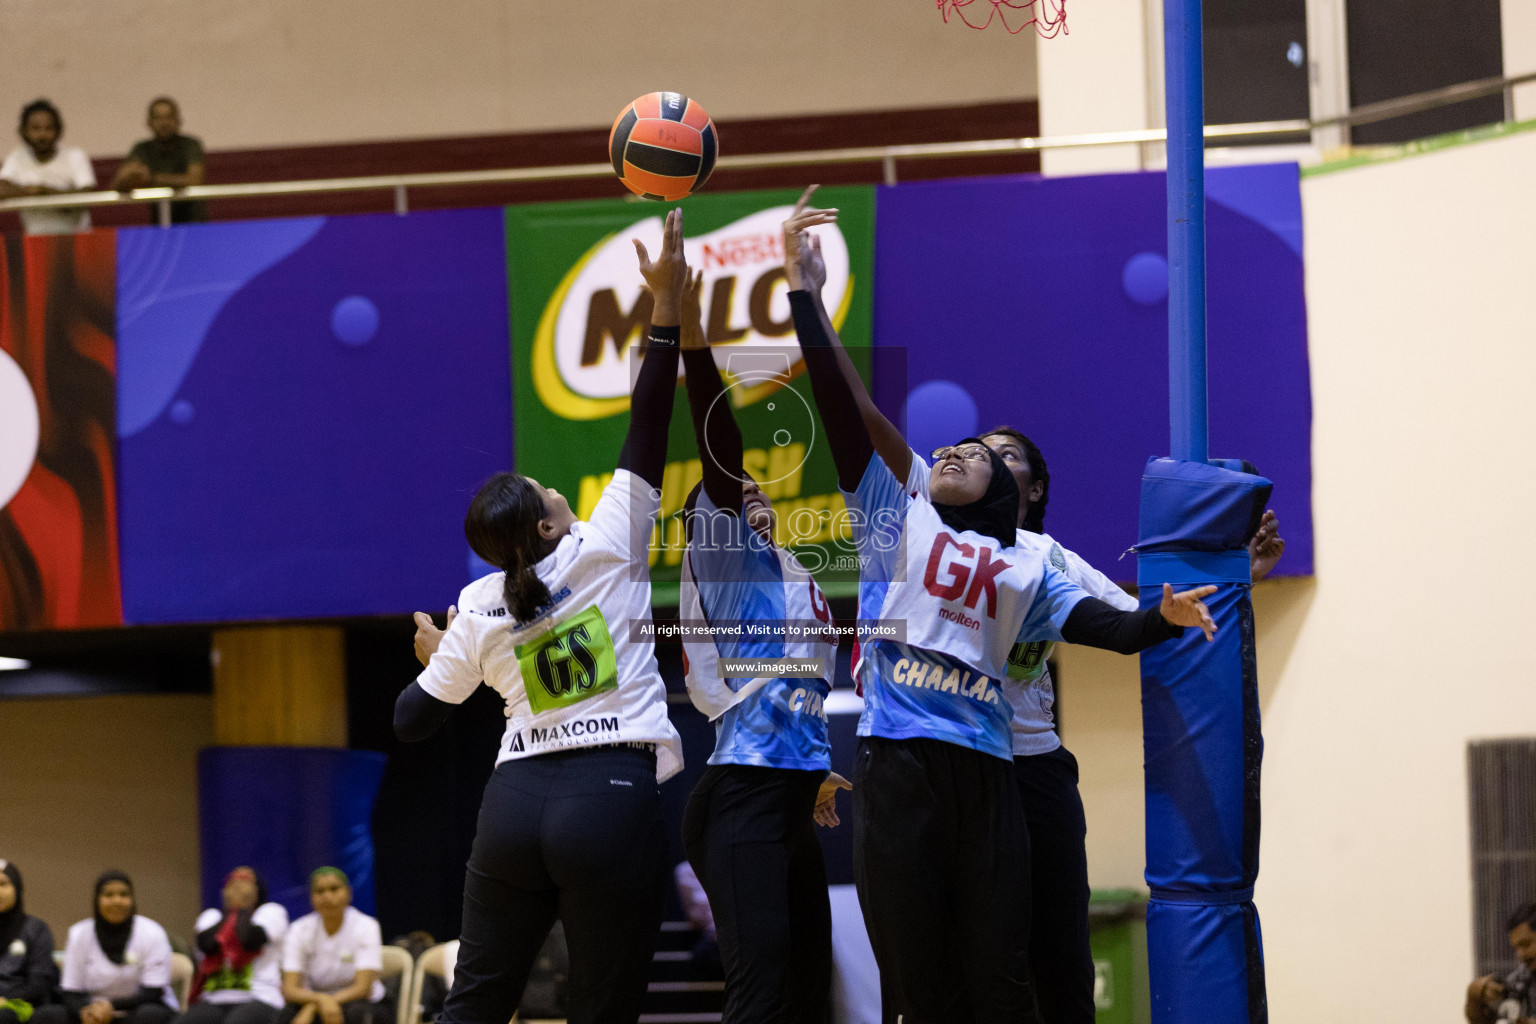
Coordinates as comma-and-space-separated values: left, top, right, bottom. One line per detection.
198, 747, 387, 920
1137, 457, 1271, 1024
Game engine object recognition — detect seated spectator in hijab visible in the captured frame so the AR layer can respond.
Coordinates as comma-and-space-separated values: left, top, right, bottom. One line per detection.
33, 872, 177, 1024
278, 869, 388, 1024
0, 859, 60, 1024
184, 867, 289, 1024
0, 100, 97, 235
110, 97, 206, 223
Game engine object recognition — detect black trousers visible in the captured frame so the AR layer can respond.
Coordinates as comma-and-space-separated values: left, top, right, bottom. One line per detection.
682, 764, 832, 1024
180, 1001, 280, 1024
438, 747, 667, 1024
852, 736, 1038, 1024
276, 1000, 391, 1024
1016, 745, 1095, 1024
32, 1005, 175, 1024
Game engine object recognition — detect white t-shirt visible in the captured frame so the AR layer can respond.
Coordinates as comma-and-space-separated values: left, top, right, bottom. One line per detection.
61, 916, 176, 1008
417, 469, 685, 781
281, 908, 385, 1003
194, 903, 289, 1007
906, 449, 1138, 755
0, 145, 95, 235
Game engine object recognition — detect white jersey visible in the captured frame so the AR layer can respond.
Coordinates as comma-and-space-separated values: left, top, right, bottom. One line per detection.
281, 907, 385, 1002
906, 449, 1137, 755
61, 916, 176, 1007
418, 469, 684, 781
194, 903, 289, 1007
0, 145, 95, 235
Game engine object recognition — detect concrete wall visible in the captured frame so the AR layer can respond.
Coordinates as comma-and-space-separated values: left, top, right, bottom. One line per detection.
0, 695, 213, 945
1060, 127, 1536, 1022
0, 0, 1037, 157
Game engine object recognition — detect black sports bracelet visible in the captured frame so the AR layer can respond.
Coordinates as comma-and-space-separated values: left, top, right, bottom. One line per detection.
646, 324, 681, 348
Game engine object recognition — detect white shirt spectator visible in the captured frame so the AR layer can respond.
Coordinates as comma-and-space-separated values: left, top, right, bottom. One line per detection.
0, 145, 95, 235
195, 903, 289, 1008
61, 916, 177, 1008
281, 907, 385, 1002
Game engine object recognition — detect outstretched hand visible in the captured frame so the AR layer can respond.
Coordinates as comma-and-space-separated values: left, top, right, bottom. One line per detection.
634, 207, 688, 327
1248, 509, 1285, 582
783, 184, 838, 292
813, 771, 852, 828
1159, 584, 1218, 642
412, 605, 456, 666
680, 268, 707, 350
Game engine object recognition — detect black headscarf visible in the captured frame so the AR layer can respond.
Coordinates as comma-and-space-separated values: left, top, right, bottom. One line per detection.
930, 439, 1020, 550
0, 859, 24, 949
93, 870, 135, 965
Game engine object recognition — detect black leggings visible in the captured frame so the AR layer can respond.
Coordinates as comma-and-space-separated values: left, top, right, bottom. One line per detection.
852, 736, 1038, 1024
32, 1005, 175, 1024
276, 1000, 391, 1024
1016, 745, 1095, 1024
438, 747, 667, 1024
682, 764, 832, 1024
180, 1001, 280, 1024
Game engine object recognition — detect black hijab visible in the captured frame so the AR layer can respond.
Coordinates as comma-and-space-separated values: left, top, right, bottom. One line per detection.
0, 859, 24, 949
93, 870, 135, 965
930, 439, 1020, 550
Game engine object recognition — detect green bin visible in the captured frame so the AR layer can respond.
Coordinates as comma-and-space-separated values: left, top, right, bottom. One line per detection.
1088, 888, 1150, 1024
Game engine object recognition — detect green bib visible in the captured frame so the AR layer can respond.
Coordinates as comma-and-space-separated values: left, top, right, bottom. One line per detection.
515, 604, 619, 714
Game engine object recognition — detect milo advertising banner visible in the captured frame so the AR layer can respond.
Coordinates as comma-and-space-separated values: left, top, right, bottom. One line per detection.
506, 186, 875, 597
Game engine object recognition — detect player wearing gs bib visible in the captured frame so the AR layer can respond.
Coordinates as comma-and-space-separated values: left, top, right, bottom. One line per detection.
672, 269, 843, 1024
782, 187, 1219, 1023
393, 210, 690, 1024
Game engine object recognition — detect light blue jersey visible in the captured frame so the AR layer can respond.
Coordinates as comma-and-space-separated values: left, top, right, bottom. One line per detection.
680, 490, 836, 771
904, 447, 1139, 755
845, 455, 1090, 760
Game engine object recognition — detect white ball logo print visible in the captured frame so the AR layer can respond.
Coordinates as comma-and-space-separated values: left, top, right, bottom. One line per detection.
0, 348, 40, 509
533, 205, 852, 421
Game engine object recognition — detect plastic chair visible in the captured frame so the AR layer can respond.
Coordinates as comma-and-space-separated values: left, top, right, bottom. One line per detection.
406, 942, 451, 1024
169, 952, 194, 1010
377, 945, 413, 1024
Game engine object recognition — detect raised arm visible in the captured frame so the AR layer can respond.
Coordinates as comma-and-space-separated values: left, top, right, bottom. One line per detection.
787, 186, 911, 484
618, 207, 688, 490
783, 193, 874, 491
678, 269, 744, 512
1060, 583, 1219, 652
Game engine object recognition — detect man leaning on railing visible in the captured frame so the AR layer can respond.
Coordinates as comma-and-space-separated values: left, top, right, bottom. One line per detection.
0, 99, 96, 235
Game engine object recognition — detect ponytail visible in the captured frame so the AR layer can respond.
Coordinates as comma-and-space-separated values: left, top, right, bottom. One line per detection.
503, 553, 552, 623
466, 473, 555, 622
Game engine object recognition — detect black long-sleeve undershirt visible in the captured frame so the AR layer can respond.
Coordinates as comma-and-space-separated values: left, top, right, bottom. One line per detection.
615, 323, 681, 490
394, 681, 452, 742
681, 347, 743, 513
1061, 597, 1184, 654
0, 917, 57, 1006
788, 290, 874, 491
789, 289, 1187, 654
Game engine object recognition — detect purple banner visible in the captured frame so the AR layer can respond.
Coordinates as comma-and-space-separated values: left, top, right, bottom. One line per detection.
117, 208, 512, 623
874, 164, 1312, 578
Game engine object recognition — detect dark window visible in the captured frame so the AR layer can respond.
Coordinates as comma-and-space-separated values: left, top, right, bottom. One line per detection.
1203, 0, 1312, 137
1346, 0, 1504, 143
1468, 738, 1536, 979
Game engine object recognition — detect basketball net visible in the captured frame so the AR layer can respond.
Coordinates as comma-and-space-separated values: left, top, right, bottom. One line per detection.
937, 0, 1067, 37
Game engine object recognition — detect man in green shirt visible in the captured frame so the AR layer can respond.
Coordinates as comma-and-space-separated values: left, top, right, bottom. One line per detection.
112, 97, 207, 223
